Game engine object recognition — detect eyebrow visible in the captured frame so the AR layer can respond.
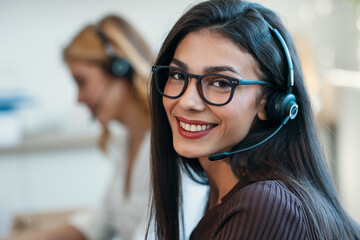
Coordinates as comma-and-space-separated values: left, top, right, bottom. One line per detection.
171, 58, 188, 70
171, 58, 240, 75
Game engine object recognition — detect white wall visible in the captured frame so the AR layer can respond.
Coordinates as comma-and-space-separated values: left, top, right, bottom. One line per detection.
325, 69, 360, 224
338, 86, 360, 223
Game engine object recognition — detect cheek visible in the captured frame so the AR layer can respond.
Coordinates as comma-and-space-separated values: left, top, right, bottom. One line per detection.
216, 106, 246, 138
104, 84, 125, 112
84, 83, 105, 103
217, 95, 259, 138
162, 97, 173, 118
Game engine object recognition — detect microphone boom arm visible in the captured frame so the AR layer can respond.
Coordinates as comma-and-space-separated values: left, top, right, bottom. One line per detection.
208, 116, 290, 161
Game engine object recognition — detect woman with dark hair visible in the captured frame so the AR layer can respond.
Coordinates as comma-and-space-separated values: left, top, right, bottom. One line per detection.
148, 0, 360, 239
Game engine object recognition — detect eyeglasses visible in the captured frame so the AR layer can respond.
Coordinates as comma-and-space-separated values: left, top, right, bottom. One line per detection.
152, 65, 271, 106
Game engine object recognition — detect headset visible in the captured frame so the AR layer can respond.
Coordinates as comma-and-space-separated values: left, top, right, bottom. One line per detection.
89, 28, 133, 119
208, 23, 299, 161
95, 28, 132, 79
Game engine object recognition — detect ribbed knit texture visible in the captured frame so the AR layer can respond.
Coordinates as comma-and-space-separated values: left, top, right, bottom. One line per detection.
190, 180, 313, 240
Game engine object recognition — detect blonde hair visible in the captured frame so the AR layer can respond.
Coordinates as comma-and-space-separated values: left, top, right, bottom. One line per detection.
63, 15, 153, 151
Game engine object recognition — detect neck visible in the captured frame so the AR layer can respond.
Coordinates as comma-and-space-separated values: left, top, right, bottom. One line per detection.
117, 98, 148, 140
116, 97, 148, 198
198, 156, 239, 209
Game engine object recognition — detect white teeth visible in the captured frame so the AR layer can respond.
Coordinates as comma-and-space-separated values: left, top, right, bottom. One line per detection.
179, 121, 213, 132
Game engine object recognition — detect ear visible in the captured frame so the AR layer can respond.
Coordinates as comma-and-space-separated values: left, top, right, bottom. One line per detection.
257, 98, 267, 121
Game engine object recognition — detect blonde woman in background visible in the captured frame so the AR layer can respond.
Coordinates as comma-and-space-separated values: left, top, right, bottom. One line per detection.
7, 15, 153, 240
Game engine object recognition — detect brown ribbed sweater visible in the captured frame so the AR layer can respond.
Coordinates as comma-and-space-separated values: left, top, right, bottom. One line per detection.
190, 180, 313, 240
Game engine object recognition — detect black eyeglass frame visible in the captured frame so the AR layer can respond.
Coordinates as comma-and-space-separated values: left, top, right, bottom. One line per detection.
152, 65, 271, 106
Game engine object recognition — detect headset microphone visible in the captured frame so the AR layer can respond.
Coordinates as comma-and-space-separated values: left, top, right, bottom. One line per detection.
208, 22, 299, 161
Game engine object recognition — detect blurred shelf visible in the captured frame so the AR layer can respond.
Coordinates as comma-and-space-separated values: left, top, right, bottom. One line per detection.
0, 130, 99, 154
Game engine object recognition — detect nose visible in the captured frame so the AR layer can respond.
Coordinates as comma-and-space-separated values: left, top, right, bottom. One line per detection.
178, 78, 206, 111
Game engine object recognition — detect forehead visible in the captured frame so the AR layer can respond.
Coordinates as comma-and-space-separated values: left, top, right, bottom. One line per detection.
173, 29, 259, 77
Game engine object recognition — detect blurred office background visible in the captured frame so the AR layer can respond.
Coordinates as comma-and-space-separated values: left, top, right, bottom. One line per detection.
0, 0, 360, 237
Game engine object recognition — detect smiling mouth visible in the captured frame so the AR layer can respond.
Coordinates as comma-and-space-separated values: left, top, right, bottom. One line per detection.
179, 121, 217, 132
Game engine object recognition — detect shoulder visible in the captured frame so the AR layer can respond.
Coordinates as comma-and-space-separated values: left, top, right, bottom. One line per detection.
215, 180, 311, 240
234, 180, 301, 209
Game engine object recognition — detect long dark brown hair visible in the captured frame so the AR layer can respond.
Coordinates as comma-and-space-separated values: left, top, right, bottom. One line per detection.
148, 1, 360, 239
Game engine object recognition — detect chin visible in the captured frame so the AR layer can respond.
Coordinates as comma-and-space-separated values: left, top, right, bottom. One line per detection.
174, 145, 209, 159
178, 152, 201, 159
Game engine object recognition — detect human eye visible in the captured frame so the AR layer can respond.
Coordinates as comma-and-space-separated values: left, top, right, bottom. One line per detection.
208, 77, 232, 89
169, 70, 185, 81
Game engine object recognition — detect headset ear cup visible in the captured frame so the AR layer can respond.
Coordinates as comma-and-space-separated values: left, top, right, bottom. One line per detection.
265, 93, 298, 123
110, 57, 132, 78
284, 93, 298, 120
266, 92, 282, 123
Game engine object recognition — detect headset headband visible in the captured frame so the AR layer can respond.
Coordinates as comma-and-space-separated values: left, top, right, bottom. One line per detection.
266, 23, 294, 94
95, 28, 118, 59
95, 27, 132, 78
